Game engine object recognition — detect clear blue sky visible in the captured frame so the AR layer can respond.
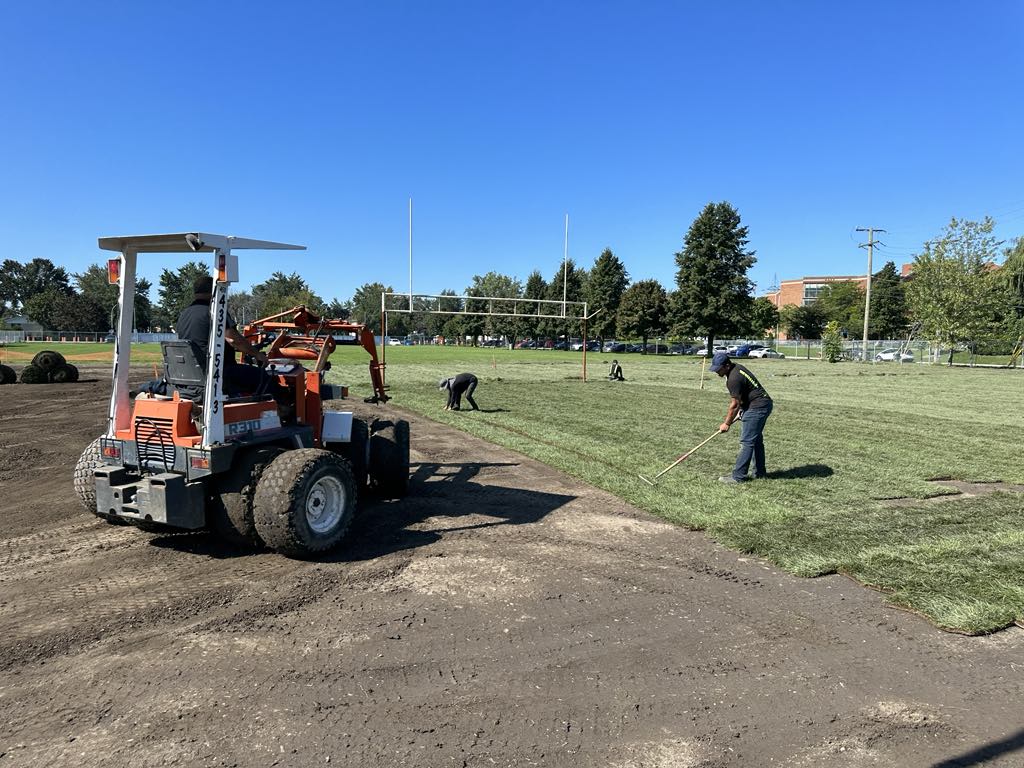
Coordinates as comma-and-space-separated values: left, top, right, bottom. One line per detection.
2, 1, 1022, 301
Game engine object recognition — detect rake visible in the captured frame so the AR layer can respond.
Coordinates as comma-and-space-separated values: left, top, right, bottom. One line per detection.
637, 429, 724, 486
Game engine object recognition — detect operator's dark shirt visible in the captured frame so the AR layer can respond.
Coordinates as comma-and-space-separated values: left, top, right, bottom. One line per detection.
176, 300, 238, 369
726, 363, 770, 409
445, 372, 477, 408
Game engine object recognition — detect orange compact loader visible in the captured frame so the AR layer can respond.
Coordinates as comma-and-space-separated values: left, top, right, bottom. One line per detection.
73, 233, 409, 557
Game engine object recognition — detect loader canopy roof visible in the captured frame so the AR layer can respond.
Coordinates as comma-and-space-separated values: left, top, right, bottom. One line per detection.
98, 233, 306, 254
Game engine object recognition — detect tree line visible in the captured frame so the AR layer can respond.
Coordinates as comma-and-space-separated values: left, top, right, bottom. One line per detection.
2, 209, 1022, 355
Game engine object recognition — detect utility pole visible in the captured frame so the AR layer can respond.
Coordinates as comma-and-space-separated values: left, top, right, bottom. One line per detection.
856, 227, 886, 362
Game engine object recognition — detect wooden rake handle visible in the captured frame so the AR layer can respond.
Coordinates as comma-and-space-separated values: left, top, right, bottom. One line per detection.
650, 429, 722, 480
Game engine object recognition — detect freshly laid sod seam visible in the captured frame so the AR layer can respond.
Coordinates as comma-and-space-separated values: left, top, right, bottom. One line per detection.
353, 347, 1024, 633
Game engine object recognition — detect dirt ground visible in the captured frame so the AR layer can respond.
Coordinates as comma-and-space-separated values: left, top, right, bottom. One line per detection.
1, 371, 1023, 768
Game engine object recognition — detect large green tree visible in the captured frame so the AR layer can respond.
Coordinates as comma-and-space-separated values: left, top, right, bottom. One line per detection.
817, 281, 864, 336
584, 248, 629, 342
349, 282, 392, 334
543, 259, 587, 340
521, 270, 547, 339
467, 271, 523, 344
906, 217, 1005, 359
868, 262, 909, 339
617, 279, 668, 350
999, 237, 1024, 344
75, 263, 153, 331
747, 296, 781, 339
673, 202, 756, 348
780, 303, 827, 340
252, 272, 326, 317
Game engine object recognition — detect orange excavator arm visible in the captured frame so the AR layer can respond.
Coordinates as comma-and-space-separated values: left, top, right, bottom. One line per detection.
240, 306, 389, 403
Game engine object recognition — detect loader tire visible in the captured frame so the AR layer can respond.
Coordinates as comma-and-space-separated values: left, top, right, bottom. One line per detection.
20, 365, 48, 384
74, 437, 103, 514
50, 363, 79, 383
253, 449, 357, 558
335, 417, 369, 492
208, 446, 284, 548
369, 418, 410, 499
31, 350, 66, 371
0, 364, 15, 385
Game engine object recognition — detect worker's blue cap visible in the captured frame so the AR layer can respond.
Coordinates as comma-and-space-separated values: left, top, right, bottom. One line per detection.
709, 351, 730, 372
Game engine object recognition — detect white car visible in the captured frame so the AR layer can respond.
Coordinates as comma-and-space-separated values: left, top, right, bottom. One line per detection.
386, 337, 403, 346
747, 348, 784, 359
875, 348, 914, 363
696, 346, 728, 357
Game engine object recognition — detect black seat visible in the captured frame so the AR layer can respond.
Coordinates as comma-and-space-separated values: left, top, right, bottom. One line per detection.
161, 340, 206, 402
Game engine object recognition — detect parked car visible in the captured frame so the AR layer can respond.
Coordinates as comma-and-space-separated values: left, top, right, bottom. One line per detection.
585, 341, 601, 352
604, 342, 626, 353
645, 343, 670, 354
696, 345, 728, 357
553, 341, 569, 351
875, 348, 914, 363
386, 337, 403, 346
625, 343, 644, 353
569, 341, 585, 351
748, 348, 784, 359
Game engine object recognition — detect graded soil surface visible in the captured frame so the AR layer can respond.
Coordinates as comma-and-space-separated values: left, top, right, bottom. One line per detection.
1, 371, 1023, 767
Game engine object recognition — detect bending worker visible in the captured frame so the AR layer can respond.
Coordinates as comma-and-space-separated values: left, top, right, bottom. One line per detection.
439, 372, 479, 411
709, 351, 773, 484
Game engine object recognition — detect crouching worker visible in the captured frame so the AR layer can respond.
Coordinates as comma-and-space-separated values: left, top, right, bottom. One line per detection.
608, 359, 625, 381
439, 372, 479, 411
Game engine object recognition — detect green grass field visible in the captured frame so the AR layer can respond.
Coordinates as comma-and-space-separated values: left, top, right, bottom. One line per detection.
327, 346, 1024, 634
6, 340, 1022, 632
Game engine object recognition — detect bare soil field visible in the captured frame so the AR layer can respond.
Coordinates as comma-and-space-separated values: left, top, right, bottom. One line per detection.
1, 371, 1022, 767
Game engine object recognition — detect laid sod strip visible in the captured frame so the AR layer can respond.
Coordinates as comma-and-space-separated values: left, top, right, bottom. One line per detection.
327, 347, 1024, 634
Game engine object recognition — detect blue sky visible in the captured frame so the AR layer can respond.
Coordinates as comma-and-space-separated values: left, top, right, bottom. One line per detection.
1, 1, 1022, 302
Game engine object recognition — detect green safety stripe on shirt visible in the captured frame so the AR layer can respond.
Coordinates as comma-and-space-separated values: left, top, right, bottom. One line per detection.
739, 369, 765, 392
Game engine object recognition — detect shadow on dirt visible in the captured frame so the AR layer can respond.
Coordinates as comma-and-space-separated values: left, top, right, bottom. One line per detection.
148, 461, 576, 562
931, 727, 1024, 767
765, 464, 834, 480
334, 461, 576, 563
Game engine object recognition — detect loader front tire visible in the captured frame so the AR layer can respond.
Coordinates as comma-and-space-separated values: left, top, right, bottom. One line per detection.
0, 364, 15, 385
253, 449, 357, 558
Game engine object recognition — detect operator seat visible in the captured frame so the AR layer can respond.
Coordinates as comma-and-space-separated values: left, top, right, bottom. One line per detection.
161, 340, 206, 403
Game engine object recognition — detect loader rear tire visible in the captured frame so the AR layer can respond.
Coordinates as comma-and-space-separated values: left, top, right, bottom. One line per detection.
369, 418, 410, 499
31, 350, 66, 371
74, 437, 103, 514
20, 365, 48, 384
335, 417, 369, 492
0, 364, 15, 385
208, 446, 284, 548
253, 449, 357, 558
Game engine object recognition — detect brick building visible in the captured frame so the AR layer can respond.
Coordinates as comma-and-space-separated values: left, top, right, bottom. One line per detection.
764, 274, 868, 311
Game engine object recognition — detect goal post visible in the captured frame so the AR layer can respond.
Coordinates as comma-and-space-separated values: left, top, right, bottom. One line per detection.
377, 291, 600, 383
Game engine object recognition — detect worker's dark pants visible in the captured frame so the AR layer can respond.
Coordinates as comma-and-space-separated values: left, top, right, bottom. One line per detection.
452, 378, 478, 410
732, 399, 773, 481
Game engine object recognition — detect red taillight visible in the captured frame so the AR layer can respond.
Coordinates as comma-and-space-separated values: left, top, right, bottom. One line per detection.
189, 455, 210, 470
107, 258, 121, 285
102, 444, 121, 459
216, 254, 227, 283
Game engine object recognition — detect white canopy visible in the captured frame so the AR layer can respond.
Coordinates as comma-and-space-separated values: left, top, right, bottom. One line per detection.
98, 232, 306, 254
